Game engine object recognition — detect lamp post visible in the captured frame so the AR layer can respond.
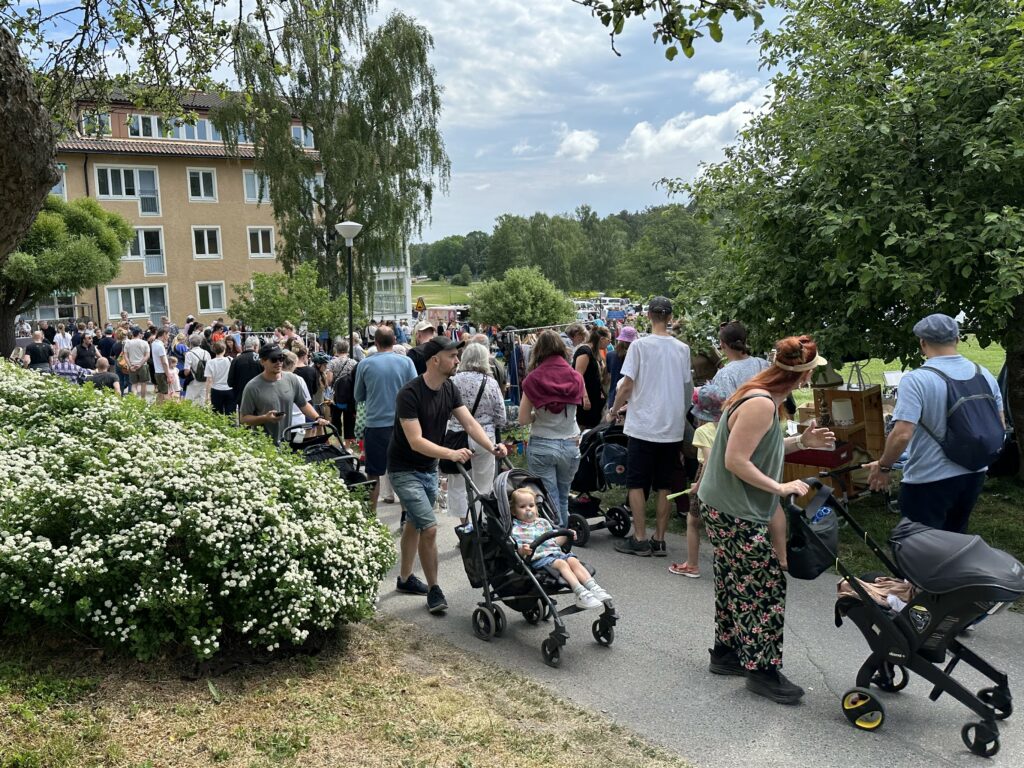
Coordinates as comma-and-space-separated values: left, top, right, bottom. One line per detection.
334, 220, 363, 346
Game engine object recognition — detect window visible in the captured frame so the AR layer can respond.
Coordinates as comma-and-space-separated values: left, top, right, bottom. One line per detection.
129, 115, 162, 138
125, 228, 165, 275
291, 125, 315, 148
79, 111, 111, 136
197, 282, 225, 313
96, 166, 160, 216
248, 227, 275, 258
29, 293, 76, 322
51, 170, 67, 201
187, 168, 217, 201
106, 284, 168, 324
192, 227, 222, 259
242, 170, 270, 204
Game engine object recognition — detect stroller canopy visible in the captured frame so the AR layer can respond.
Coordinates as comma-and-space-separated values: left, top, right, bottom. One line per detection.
890, 519, 1024, 596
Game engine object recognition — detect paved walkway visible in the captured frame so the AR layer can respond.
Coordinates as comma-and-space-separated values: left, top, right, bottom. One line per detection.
376, 500, 1024, 767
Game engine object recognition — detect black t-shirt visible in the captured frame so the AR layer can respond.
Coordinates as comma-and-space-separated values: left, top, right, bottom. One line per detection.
25, 341, 52, 366
97, 335, 116, 361
406, 344, 428, 376
388, 376, 464, 472
41, 326, 56, 343
573, 345, 605, 429
295, 364, 319, 397
87, 371, 118, 389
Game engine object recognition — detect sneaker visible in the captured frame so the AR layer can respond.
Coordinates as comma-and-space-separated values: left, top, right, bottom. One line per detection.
745, 669, 805, 704
574, 589, 603, 610
708, 647, 745, 677
614, 536, 652, 556
588, 584, 612, 603
669, 562, 701, 578
650, 538, 667, 557
396, 574, 429, 595
427, 585, 448, 614
381, 496, 396, 504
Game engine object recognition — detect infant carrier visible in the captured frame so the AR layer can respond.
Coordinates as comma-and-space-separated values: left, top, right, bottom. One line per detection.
567, 422, 632, 545
455, 466, 619, 668
283, 423, 369, 488
786, 475, 1023, 757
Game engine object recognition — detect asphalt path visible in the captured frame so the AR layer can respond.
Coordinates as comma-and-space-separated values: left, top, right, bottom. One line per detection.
376, 500, 1024, 767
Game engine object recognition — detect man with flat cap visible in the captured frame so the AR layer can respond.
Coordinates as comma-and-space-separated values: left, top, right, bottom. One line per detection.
239, 343, 328, 445
388, 336, 508, 614
867, 314, 1003, 532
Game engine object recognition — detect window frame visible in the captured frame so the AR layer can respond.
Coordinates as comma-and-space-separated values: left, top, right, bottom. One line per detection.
186, 167, 218, 202
291, 125, 315, 148
50, 169, 67, 201
124, 227, 166, 276
129, 114, 163, 138
191, 226, 223, 260
105, 283, 170, 320
79, 111, 112, 137
95, 164, 161, 217
242, 169, 271, 204
247, 226, 276, 259
196, 281, 227, 314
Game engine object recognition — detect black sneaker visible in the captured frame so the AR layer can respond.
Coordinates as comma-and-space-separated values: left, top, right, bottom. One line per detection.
745, 669, 805, 704
649, 538, 667, 557
396, 574, 429, 595
427, 585, 448, 614
708, 647, 746, 677
614, 536, 652, 556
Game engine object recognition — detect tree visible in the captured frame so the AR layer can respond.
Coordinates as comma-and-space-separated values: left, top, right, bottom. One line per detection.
485, 215, 531, 278
472, 267, 575, 330
218, 0, 449, 302
451, 264, 473, 286
1, 196, 131, 352
421, 235, 465, 279
687, 0, 1024, 465
617, 204, 712, 297
575, 205, 628, 291
228, 262, 355, 336
460, 231, 491, 277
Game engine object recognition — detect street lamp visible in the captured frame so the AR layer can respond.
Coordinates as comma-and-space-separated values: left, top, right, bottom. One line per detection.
334, 220, 363, 346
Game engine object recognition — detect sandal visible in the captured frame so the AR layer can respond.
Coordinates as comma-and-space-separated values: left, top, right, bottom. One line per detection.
669, 562, 701, 578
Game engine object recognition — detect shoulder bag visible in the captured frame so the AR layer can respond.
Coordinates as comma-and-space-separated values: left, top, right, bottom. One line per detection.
439, 375, 489, 474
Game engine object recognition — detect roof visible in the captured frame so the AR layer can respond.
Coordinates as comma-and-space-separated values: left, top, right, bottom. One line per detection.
56, 137, 320, 162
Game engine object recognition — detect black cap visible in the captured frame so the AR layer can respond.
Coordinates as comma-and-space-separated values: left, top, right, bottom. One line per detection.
422, 336, 465, 361
259, 343, 286, 361
648, 296, 673, 315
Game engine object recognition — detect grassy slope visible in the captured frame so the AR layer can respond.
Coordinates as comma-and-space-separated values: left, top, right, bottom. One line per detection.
0, 617, 687, 768
411, 280, 481, 307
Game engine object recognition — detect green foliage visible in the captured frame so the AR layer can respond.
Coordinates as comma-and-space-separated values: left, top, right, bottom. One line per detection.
0, 362, 395, 660
228, 263, 355, 335
616, 203, 711, 297
451, 264, 473, 286
472, 267, 574, 330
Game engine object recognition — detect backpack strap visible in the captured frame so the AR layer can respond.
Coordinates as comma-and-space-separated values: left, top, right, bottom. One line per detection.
469, 373, 488, 417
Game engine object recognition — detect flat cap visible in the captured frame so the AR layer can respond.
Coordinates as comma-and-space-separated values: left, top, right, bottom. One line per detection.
913, 314, 959, 344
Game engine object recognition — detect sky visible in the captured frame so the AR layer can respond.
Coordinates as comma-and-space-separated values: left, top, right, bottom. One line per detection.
374, 1, 780, 244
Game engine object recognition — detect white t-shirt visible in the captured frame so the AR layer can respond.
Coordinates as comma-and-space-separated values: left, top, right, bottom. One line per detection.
206, 356, 232, 390
619, 333, 692, 443
185, 347, 211, 375
151, 340, 168, 374
290, 373, 312, 428
124, 337, 149, 368
55, 332, 72, 350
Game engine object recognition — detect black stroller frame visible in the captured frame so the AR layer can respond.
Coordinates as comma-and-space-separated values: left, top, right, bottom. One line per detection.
566, 422, 632, 545
786, 469, 1019, 758
282, 423, 372, 489
455, 463, 619, 668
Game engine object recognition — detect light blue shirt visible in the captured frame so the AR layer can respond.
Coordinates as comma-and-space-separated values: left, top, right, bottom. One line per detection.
892, 355, 1002, 484
354, 351, 416, 427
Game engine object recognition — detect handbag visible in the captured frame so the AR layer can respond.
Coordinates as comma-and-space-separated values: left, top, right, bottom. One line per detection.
439, 375, 489, 474
787, 484, 840, 580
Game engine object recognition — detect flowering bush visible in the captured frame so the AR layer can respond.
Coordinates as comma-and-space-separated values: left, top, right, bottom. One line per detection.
0, 362, 395, 659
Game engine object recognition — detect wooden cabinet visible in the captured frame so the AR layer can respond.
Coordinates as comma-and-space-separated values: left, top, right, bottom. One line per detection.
812, 385, 885, 458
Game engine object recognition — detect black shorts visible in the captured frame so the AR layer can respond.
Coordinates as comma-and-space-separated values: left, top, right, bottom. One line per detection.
626, 436, 684, 492
363, 426, 392, 477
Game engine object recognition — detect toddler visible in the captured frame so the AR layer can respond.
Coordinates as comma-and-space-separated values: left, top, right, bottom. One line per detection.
510, 488, 611, 610
166, 356, 181, 399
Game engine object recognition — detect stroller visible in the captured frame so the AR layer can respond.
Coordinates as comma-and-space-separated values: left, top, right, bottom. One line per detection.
566, 421, 632, 545
455, 465, 619, 668
786, 473, 1023, 757
283, 423, 369, 488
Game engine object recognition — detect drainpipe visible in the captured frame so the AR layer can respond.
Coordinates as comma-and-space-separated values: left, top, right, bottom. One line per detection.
83, 154, 101, 323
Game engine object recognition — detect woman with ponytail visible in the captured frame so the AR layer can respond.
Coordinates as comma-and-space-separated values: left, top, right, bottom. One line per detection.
710, 321, 770, 394
696, 335, 835, 705
572, 325, 610, 429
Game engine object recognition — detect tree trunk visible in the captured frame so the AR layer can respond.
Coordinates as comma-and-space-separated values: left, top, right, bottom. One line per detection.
0, 304, 19, 364
0, 25, 58, 357
1004, 295, 1024, 479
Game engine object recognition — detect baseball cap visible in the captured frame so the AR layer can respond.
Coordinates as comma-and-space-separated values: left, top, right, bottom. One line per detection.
913, 313, 959, 344
104, 325, 114, 334
421, 336, 465, 361
312, 351, 331, 365
414, 320, 436, 335
692, 383, 728, 423
648, 296, 673, 315
616, 325, 638, 343
259, 343, 286, 361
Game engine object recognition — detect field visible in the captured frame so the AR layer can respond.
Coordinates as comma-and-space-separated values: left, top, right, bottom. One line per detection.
411, 279, 482, 307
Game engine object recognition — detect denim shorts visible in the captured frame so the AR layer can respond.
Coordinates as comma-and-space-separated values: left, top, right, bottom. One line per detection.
532, 551, 578, 570
389, 469, 438, 531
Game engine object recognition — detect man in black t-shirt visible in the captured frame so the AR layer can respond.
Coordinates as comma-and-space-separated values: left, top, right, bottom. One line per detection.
39, 320, 56, 344
389, 336, 508, 614
405, 320, 437, 376
22, 331, 53, 371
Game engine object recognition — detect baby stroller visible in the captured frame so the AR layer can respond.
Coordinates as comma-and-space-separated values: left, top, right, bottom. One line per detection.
786, 474, 1023, 757
283, 423, 369, 488
567, 421, 632, 545
454, 465, 619, 668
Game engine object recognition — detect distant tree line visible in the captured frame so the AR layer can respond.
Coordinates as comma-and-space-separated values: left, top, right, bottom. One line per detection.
410, 203, 713, 297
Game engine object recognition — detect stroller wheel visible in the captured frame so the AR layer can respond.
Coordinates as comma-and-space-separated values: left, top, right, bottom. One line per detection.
961, 721, 1000, 757
592, 619, 614, 647
472, 607, 495, 641
978, 686, 1013, 720
568, 513, 591, 547
541, 638, 561, 668
841, 688, 885, 731
605, 505, 631, 538
871, 662, 909, 693
523, 600, 543, 625
492, 605, 507, 637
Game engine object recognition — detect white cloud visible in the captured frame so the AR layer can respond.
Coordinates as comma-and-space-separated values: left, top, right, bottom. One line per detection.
580, 173, 606, 185
693, 69, 762, 104
555, 123, 600, 162
473, 183, 492, 192
512, 139, 536, 155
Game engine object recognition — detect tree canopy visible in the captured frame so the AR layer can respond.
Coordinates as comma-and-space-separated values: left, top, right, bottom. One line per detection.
228, 262, 356, 335
472, 267, 575, 330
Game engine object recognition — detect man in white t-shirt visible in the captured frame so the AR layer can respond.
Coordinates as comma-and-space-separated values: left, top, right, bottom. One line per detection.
183, 334, 212, 406
606, 296, 693, 557
123, 326, 151, 399
150, 328, 171, 402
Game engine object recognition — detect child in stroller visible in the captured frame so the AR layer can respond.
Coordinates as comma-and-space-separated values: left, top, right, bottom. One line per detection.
510, 487, 612, 610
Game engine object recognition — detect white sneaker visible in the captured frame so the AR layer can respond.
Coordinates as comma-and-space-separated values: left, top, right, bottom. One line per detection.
574, 589, 602, 610
588, 584, 612, 603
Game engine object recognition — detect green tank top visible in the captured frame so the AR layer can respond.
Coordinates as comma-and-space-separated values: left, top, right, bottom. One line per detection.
697, 394, 784, 525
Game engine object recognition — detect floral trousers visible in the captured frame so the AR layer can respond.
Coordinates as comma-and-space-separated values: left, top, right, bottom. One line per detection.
701, 506, 787, 672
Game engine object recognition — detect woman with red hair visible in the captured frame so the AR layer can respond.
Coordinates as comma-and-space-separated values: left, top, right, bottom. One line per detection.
697, 335, 835, 705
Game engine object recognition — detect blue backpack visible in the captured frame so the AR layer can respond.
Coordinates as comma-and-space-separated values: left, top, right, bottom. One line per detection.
919, 364, 1005, 472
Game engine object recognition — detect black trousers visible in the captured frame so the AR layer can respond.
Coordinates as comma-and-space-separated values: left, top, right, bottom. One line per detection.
899, 472, 986, 533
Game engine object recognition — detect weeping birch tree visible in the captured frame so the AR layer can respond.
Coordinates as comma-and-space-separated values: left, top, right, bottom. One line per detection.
217, 0, 449, 302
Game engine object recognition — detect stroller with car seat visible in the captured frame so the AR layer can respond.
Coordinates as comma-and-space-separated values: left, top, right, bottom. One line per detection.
786, 476, 1023, 757
566, 421, 632, 545
455, 466, 619, 668
283, 423, 369, 488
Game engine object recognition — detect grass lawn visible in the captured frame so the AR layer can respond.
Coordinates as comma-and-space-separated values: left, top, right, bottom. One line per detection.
411, 280, 482, 307
0, 616, 687, 768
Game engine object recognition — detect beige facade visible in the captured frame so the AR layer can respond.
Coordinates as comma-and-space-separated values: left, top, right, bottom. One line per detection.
54, 103, 297, 326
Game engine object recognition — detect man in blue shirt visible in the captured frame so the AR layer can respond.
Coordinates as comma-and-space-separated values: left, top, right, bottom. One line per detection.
354, 327, 417, 511
867, 314, 1003, 532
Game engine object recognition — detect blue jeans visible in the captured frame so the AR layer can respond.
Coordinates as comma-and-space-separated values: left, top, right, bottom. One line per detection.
389, 469, 439, 531
526, 436, 581, 527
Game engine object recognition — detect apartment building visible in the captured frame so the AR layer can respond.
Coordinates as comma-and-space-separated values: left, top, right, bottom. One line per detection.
49, 94, 307, 326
